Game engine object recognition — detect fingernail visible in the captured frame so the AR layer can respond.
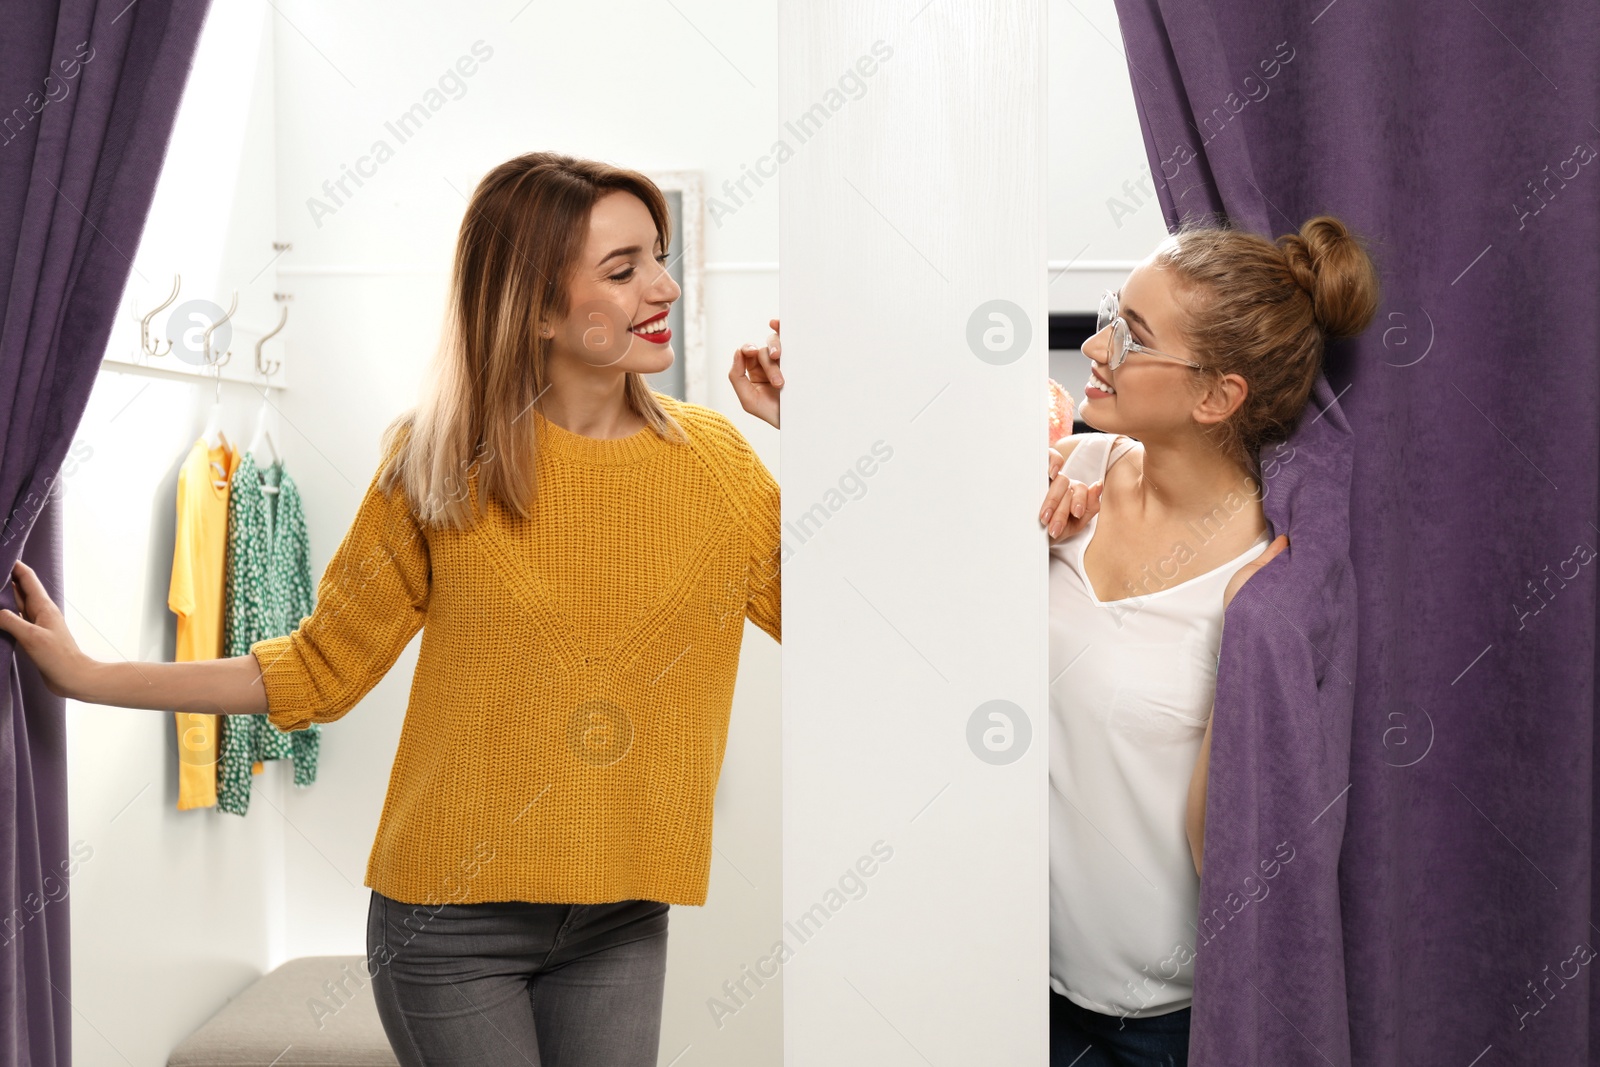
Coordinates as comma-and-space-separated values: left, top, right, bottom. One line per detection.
1073, 502, 1083, 517
1041, 507, 1052, 523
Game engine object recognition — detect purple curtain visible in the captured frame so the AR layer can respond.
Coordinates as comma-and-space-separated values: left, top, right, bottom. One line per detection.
0, 1, 210, 1062
1109, 1, 1600, 1064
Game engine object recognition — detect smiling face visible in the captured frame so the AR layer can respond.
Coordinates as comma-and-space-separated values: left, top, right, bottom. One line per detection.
543, 190, 681, 376
1078, 253, 1245, 444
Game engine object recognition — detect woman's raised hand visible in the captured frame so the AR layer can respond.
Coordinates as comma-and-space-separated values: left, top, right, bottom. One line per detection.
1223, 533, 1290, 611
731, 317, 782, 429
0, 560, 91, 699
1042, 447, 1102, 542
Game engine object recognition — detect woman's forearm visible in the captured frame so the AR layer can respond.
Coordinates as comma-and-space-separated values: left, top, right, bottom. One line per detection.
0, 560, 270, 716
75, 653, 269, 716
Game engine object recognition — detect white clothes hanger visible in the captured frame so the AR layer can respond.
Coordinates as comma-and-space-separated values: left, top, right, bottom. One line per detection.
248, 294, 290, 497
200, 385, 225, 448
247, 393, 280, 495
200, 291, 236, 444
198, 293, 238, 488
199, 367, 231, 489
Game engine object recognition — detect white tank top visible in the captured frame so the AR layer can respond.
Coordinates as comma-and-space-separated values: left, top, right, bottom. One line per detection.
1048, 433, 1270, 1017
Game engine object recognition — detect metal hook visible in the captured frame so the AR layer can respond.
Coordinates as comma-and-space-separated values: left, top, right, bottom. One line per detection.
255, 296, 289, 377
138, 275, 181, 358
202, 290, 238, 369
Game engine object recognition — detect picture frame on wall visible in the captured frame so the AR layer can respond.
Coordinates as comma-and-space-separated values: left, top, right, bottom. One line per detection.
642, 171, 707, 406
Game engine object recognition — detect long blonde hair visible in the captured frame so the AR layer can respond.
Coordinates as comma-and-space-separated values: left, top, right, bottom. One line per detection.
379, 151, 687, 530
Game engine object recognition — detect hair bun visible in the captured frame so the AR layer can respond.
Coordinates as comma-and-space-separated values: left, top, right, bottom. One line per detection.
1277, 215, 1380, 339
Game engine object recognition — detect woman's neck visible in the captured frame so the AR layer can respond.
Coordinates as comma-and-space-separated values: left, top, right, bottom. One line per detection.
537, 375, 641, 439
1124, 435, 1262, 527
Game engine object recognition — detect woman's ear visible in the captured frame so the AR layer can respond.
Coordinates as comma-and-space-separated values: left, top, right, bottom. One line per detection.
1193, 372, 1248, 427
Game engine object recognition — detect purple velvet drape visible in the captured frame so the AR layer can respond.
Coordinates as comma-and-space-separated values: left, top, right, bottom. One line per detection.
1109, 1, 1600, 1064
0, 2, 210, 1062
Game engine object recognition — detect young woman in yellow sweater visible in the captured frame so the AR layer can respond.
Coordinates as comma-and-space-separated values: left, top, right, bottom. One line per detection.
0, 152, 785, 1066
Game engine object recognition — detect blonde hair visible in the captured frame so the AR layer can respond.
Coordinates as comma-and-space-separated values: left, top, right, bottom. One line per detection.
1156, 213, 1380, 473
379, 151, 687, 530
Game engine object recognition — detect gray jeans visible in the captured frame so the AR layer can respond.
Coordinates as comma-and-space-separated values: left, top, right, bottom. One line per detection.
366, 889, 670, 1066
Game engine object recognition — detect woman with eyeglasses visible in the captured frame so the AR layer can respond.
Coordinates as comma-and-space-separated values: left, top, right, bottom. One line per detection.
1037, 215, 1379, 1066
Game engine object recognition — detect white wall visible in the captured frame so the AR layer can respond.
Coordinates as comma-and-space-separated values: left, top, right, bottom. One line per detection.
63, 0, 1165, 1064
1048, 0, 1172, 395
779, 2, 1049, 1061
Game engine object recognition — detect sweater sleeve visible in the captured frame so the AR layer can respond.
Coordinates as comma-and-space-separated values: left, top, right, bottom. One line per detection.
248, 451, 430, 732
744, 441, 781, 644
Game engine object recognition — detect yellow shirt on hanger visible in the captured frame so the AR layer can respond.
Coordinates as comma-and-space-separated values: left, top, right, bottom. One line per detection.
168, 434, 240, 810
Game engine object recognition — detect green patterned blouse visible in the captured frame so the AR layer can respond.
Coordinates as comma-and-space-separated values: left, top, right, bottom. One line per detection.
219, 453, 320, 815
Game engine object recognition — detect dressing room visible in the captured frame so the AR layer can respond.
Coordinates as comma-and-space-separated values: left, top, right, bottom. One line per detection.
0, 0, 1593, 1065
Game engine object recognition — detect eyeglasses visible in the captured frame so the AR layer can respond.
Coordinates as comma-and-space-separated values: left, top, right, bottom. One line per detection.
1095, 289, 1204, 371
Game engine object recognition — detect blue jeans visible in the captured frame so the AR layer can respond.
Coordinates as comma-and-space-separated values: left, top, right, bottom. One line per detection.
1051, 988, 1190, 1067
366, 889, 670, 1066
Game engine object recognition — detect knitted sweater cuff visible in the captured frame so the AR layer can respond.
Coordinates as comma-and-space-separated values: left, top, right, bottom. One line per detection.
249, 634, 316, 732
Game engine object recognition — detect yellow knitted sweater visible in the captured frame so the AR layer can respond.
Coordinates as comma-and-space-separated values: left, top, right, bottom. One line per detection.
249, 394, 781, 907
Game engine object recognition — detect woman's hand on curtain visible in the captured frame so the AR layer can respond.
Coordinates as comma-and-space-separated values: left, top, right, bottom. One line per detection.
0, 560, 94, 699
1223, 533, 1290, 610
1042, 446, 1102, 541
732, 317, 782, 429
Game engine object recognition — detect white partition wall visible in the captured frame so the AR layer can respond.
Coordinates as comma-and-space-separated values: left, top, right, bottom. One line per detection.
779, 2, 1048, 1062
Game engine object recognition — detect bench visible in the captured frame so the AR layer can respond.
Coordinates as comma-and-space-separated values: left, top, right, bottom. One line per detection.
167, 955, 398, 1066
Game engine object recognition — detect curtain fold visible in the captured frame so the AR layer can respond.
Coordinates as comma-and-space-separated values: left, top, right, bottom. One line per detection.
1109, 1, 1600, 1064
0, 2, 211, 1062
